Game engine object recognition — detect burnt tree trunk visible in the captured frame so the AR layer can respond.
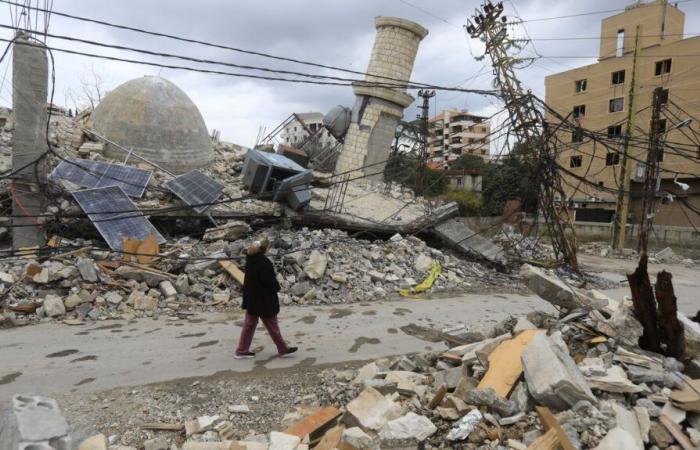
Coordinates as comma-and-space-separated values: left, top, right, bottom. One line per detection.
655, 270, 685, 359
627, 255, 661, 353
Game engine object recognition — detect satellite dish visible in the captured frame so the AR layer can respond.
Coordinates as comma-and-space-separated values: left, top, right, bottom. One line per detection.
323, 105, 351, 140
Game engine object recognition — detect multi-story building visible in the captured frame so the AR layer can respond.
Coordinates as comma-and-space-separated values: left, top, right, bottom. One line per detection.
427, 109, 490, 165
279, 112, 335, 148
545, 0, 700, 226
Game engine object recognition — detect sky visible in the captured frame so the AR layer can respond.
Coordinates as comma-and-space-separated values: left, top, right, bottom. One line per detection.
1, 0, 699, 148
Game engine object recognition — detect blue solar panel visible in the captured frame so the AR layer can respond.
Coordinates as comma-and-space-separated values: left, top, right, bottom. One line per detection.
72, 186, 165, 251
164, 170, 224, 214
50, 158, 152, 198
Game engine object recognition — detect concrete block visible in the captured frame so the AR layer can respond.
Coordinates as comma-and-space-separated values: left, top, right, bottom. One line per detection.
521, 333, 596, 410
345, 387, 402, 431
0, 394, 71, 450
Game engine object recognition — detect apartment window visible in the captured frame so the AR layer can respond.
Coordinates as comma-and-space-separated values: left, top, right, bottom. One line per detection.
611, 70, 625, 85
294, 126, 297, 132
575, 79, 587, 93
606, 152, 620, 166
293, 136, 297, 142
609, 97, 624, 113
616, 30, 625, 57
655, 59, 672, 76
571, 128, 584, 143
607, 125, 623, 138
573, 104, 586, 118
570, 155, 583, 168
286, 137, 289, 142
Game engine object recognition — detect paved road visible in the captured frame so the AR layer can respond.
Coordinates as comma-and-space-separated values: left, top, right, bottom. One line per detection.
1, 258, 696, 401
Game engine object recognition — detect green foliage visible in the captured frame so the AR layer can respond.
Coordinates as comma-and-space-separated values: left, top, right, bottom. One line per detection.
384, 152, 448, 198
480, 156, 538, 216
443, 189, 482, 216
451, 154, 486, 171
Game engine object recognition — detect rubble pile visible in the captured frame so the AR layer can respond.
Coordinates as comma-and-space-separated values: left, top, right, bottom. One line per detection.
0, 227, 514, 327
492, 224, 554, 262
69, 262, 700, 449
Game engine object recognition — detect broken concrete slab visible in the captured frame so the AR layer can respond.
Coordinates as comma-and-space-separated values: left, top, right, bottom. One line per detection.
345, 387, 403, 431
461, 388, 519, 417
679, 313, 700, 358
303, 250, 327, 280
520, 332, 596, 410
379, 412, 437, 444
268, 431, 300, 450
434, 218, 506, 266
583, 364, 643, 394
0, 394, 71, 450
43, 294, 66, 317
341, 427, 377, 450
520, 264, 606, 311
593, 427, 639, 450
78, 434, 108, 450
611, 401, 644, 450
202, 220, 250, 242
76, 258, 99, 282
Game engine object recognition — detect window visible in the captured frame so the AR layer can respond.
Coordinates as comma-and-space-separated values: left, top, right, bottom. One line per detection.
607, 125, 623, 138
616, 29, 625, 57
572, 128, 584, 143
286, 137, 289, 142
310, 123, 317, 131
573, 104, 586, 118
570, 155, 583, 168
611, 70, 625, 85
655, 59, 672, 76
293, 136, 297, 143
609, 97, 624, 113
606, 152, 620, 166
294, 126, 297, 132
575, 79, 587, 93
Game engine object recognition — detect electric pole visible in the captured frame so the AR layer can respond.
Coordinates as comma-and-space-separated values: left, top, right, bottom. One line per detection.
612, 26, 641, 251
415, 89, 435, 195
11, 32, 48, 250
638, 86, 665, 255
466, 1, 579, 270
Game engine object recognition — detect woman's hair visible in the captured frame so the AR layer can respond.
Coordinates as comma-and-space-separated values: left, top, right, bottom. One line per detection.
247, 236, 270, 256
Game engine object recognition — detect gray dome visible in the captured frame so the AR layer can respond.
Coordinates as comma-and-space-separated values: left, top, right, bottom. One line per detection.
323, 105, 351, 140
90, 76, 214, 174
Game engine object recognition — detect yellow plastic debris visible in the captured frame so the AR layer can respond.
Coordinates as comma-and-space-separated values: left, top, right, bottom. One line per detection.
399, 261, 442, 298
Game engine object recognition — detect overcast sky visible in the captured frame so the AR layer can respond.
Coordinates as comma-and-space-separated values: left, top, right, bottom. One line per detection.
1, 0, 699, 147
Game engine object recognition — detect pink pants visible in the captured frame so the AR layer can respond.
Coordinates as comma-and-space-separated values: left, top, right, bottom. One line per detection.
236, 312, 289, 355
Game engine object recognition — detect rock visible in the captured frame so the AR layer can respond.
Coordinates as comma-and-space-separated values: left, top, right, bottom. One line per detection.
64, 294, 85, 310
661, 402, 687, 424
290, 281, 311, 297
0, 271, 15, 283
202, 220, 250, 241
143, 438, 169, 450
44, 294, 66, 317
105, 292, 123, 305
507, 439, 528, 450
636, 398, 661, 418
342, 427, 376, 450
432, 366, 463, 390
414, 254, 433, 272
159, 280, 177, 298
593, 427, 639, 450
228, 404, 250, 413
363, 379, 398, 395
268, 431, 300, 450
687, 427, 700, 447
331, 272, 348, 283
462, 388, 518, 417
449, 333, 510, 365
78, 434, 108, 450
655, 246, 676, 262
0, 395, 71, 450
134, 294, 158, 311
175, 274, 190, 294
379, 412, 437, 443
345, 387, 402, 431
634, 406, 650, 443
520, 263, 606, 310
185, 415, 220, 436
513, 317, 536, 332
76, 258, 99, 282
353, 362, 379, 385
304, 250, 327, 279
583, 364, 643, 393
678, 313, 700, 358
520, 332, 596, 410
649, 421, 674, 448
611, 402, 644, 450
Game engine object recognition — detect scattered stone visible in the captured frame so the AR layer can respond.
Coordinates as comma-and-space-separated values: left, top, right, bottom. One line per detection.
303, 251, 327, 279
379, 412, 437, 443
78, 433, 108, 450
414, 254, 433, 272
44, 294, 66, 317
345, 387, 402, 431
268, 431, 300, 450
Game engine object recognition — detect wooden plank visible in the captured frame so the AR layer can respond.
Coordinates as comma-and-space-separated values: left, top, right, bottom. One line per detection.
428, 384, 447, 409
526, 428, 558, 450
439, 352, 463, 363
283, 406, 341, 438
219, 260, 245, 286
660, 413, 695, 450
478, 329, 540, 397
136, 233, 159, 265
670, 379, 700, 412
536, 406, 576, 450
139, 422, 184, 432
314, 425, 345, 450
122, 237, 141, 262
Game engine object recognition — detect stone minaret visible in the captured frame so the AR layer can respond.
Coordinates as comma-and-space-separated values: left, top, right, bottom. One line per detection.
335, 17, 428, 180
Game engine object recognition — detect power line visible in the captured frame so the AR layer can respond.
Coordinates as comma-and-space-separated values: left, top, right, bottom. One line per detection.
510, 0, 697, 24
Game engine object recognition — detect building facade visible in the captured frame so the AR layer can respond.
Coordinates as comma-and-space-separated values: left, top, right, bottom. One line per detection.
279, 112, 335, 148
545, 0, 700, 227
427, 109, 490, 165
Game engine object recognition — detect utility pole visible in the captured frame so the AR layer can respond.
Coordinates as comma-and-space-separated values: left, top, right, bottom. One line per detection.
415, 89, 435, 195
638, 86, 665, 255
466, 1, 579, 270
612, 26, 641, 251
11, 32, 48, 250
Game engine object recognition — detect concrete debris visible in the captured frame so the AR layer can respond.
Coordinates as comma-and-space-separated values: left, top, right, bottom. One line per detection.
345, 387, 402, 431
378, 412, 437, 443
78, 434, 108, 450
521, 332, 596, 410
520, 263, 607, 311
43, 294, 66, 317
0, 394, 71, 450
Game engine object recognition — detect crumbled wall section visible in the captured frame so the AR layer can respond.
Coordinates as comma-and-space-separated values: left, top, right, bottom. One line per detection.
336, 17, 428, 180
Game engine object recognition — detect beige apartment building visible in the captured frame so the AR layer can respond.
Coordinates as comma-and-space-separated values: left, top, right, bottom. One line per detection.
545, 0, 700, 227
427, 109, 490, 166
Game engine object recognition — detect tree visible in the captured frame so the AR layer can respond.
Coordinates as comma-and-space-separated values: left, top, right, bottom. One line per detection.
64, 64, 108, 111
451, 154, 486, 171
480, 156, 537, 216
383, 151, 448, 197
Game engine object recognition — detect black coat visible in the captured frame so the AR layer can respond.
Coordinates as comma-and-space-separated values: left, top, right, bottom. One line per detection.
242, 253, 281, 318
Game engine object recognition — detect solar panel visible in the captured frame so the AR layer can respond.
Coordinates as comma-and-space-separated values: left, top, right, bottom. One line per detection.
72, 186, 165, 251
164, 170, 224, 214
50, 158, 152, 198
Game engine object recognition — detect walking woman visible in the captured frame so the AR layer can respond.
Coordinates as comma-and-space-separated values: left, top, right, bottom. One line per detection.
235, 236, 298, 359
